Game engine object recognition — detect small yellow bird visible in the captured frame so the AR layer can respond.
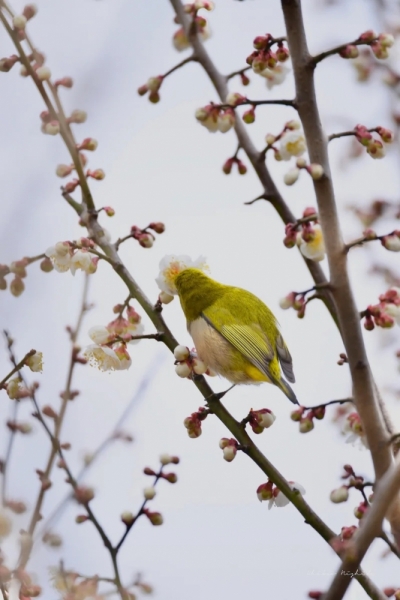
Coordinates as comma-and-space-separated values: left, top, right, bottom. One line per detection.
174, 268, 298, 404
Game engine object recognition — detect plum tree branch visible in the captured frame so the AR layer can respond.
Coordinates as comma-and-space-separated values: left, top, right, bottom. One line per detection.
281, 0, 400, 546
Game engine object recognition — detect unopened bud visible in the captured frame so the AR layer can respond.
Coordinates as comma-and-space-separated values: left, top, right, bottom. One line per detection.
330, 486, 349, 503
174, 345, 190, 361
36, 66, 51, 81
143, 487, 156, 500
13, 15, 27, 29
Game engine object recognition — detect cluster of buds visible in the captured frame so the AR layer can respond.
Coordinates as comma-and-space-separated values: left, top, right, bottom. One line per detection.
219, 438, 239, 462
138, 75, 163, 103
195, 104, 235, 133
283, 208, 326, 263
257, 480, 306, 508
246, 34, 290, 89
8, 4, 38, 38
222, 155, 247, 175
128, 221, 165, 249
0, 257, 53, 297
84, 302, 145, 372
290, 404, 326, 433
246, 408, 276, 433
174, 345, 216, 379
172, 1, 213, 52
55, 138, 97, 179
349, 227, 400, 252
353, 124, 393, 159
340, 30, 394, 62
330, 464, 373, 504
362, 287, 400, 330
183, 406, 209, 438
45, 240, 98, 275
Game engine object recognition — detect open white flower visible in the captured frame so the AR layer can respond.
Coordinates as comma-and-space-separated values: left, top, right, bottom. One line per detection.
260, 64, 290, 89
268, 482, 306, 509
45, 242, 72, 272
70, 250, 93, 275
84, 344, 131, 371
156, 254, 208, 295
88, 326, 111, 345
298, 226, 326, 262
385, 303, 400, 325
26, 351, 43, 373
280, 130, 307, 161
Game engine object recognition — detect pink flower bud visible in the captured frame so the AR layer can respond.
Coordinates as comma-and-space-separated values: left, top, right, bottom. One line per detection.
253, 35, 269, 50
148, 221, 165, 234
137, 84, 149, 96
138, 233, 154, 248
376, 126, 394, 143
290, 407, 305, 421
79, 137, 98, 151
276, 45, 290, 62
74, 486, 95, 504
240, 72, 250, 86
0, 55, 19, 72
64, 179, 80, 193
237, 160, 247, 175
87, 168, 105, 180
75, 515, 89, 524
359, 30, 377, 42
256, 481, 273, 502
279, 292, 296, 310
339, 45, 359, 59
42, 405, 57, 419
222, 158, 234, 174
308, 593, 324, 599
54, 76, 73, 88
23, 4, 38, 20
163, 472, 178, 483
371, 42, 389, 59
144, 509, 163, 526
330, 486, 349, 503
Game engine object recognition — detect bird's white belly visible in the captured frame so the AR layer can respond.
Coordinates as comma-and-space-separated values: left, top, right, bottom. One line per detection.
188, 317, 262, 385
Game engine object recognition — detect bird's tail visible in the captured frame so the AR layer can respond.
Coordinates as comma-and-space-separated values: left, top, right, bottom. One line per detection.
278, 378, 298, 404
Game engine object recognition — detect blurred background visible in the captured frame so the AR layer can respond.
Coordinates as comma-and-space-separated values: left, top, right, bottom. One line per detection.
0, 0, 400, 597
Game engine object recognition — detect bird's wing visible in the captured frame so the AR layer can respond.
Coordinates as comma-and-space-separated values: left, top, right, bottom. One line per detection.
275, 333, 295, 383
202, 308, 278, 383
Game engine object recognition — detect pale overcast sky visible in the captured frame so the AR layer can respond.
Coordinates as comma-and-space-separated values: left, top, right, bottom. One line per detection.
1, 0, 399, 598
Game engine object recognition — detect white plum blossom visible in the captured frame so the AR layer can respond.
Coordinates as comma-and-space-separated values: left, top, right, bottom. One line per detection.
217, 110, 235, 133
284, 168, 300, 186
45, 242, 72, 272
84, 345, 131, 372
279, 130, 307, 161
297, 225, 326, 262
268, 482, 306, 509
70, 250, 94, 275
260, 64, 290, 89
174, 345, 190, 361
88, 326, 111, 345
156, 254, 208, 296
26, 351, 43, 373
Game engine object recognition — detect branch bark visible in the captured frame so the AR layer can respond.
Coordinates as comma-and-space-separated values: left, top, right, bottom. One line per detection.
280, 0, 400, 544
